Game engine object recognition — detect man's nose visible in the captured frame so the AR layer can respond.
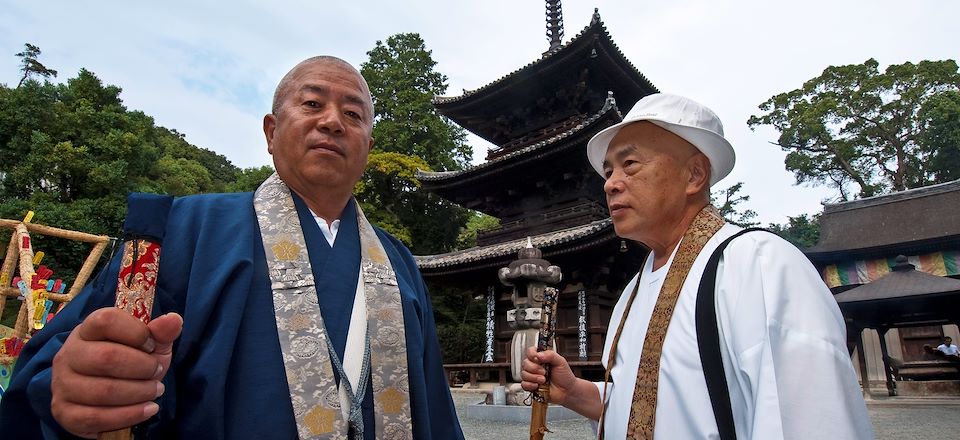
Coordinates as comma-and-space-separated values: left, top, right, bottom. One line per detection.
604, 171, 623, 195
316, 108, 345, 134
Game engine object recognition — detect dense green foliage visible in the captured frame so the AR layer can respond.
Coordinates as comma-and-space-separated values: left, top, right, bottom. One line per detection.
767, 214, 821, 249
455, 212, 500, 249
361, 33, 472, 172
0, 49, 254, 289
748, 59, 960, 200
427, 283, 487, 364
357, 33, 474, 255
920, 90, 960, 183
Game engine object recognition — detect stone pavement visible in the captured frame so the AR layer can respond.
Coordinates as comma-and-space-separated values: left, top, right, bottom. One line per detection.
453, 392, 960, 439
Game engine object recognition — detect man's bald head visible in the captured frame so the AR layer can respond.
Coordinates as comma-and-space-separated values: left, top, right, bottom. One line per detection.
271, 56, 374, 117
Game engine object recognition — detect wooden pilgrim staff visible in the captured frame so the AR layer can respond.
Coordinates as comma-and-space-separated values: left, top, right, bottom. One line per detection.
529, 287, 559, 440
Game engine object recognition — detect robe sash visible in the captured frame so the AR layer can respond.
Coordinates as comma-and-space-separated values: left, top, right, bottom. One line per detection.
600, 205, 725, 439
254, 173, 413, 440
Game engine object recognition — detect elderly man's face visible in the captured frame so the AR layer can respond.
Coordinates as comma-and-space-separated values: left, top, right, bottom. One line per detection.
602, 121, 700, 244
264, 61, 374, 201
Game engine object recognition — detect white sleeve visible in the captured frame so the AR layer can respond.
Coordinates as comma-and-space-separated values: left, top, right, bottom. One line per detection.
717, 233, 875, 440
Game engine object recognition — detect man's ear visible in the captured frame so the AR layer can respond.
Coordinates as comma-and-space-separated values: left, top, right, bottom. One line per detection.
263, 114, 277, 154
368, 136, 375, 152
685, 153, 710, 196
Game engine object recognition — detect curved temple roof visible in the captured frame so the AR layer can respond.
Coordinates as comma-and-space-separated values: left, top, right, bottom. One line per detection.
416, 218, 613, 272
417, 92, 621, 185
434, 9, 657, 107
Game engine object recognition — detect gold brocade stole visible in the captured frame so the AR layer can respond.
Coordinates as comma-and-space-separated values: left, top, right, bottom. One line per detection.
599, 206, 725, 439
254, 173, 413, 440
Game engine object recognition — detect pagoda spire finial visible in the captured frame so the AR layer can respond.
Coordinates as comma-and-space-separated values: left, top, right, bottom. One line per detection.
545, 0, 564, 53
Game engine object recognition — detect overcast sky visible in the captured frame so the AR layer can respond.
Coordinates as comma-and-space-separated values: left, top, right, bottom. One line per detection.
2, 1, 956, 225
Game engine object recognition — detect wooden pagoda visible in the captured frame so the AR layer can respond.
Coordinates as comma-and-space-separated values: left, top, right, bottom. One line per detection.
416, 4, 657, 380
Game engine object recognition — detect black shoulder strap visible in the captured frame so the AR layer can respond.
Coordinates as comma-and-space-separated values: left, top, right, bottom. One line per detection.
696, 227, 767, 440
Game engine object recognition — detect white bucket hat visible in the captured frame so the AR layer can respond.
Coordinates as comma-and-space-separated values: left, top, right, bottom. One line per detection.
586, 93, 735, 187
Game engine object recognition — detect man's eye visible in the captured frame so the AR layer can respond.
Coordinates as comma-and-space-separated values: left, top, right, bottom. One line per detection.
345, 111, 362, 120
304, 101, 319, 108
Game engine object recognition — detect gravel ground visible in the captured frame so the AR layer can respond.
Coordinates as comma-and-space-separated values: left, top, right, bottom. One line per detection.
453, 393, 960, 439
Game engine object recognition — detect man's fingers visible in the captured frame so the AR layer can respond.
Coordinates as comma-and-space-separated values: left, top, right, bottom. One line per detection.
54, 370, 163, 406
51, 399, 159, 437
520, 368, 545, 385
58, 340, 160, 379
521, 358, 545, 376
526, 348, 563, 368
77, 308, 151, 348
520, 380, 540, 392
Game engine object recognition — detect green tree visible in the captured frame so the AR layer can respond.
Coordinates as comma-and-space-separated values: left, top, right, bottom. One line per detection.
354, 151, 429, 246
1, 65, 245, 281
427, 283, 486, 363
919, 90, 960, 183
15, 43, 57, 87
768, 214, 821, 249
456, 212, 500, 249
361, 33, 472, 172
226, 165, 275, 192
748, 59, 960, 200
711, 181, 759, 227
357, 33, 473, 255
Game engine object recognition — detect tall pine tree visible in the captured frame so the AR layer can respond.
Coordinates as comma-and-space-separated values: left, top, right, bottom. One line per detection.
358, 33, 472, 254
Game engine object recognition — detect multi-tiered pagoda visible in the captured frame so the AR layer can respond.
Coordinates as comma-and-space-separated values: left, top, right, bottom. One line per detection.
417, 4, 657, 379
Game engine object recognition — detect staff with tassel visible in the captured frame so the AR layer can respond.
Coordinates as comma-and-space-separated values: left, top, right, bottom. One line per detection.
529, 287, 559, 440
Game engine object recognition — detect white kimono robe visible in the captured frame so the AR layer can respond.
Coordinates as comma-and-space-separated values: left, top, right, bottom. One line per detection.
595, 224, 874, 439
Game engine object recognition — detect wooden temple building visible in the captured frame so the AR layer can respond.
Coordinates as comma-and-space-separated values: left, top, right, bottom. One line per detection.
806, 179, 960, 396
415, 4, 655, 380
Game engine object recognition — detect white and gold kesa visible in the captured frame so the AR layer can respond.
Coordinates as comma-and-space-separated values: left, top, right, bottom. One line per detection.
254, 173, 413, 439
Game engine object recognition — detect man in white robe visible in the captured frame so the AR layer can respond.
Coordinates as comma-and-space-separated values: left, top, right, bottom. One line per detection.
520, 93, 873, 439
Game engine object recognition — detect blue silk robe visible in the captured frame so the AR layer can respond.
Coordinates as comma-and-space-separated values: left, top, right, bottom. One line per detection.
0, 192, 464, 439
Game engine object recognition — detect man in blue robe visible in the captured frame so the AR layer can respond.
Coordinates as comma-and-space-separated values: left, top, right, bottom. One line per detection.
0, 56, 464, 440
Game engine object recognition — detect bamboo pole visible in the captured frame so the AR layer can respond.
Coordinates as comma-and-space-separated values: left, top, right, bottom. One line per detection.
14, 224, 37, 331
0, 219, 111, 244
0, 218, 111, 331
0, 228, 20, 320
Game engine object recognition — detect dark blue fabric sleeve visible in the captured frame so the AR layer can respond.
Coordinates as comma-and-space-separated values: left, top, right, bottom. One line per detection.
123, 193, 174, 242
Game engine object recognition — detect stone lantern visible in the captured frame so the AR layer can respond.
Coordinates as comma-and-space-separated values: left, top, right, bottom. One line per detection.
498, 238, 561, 382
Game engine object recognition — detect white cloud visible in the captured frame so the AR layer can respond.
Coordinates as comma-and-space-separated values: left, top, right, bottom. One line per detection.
2, 0, 956, 224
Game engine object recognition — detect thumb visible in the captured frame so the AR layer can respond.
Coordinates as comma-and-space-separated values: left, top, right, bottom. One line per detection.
147, 312, 183, 351
146, 313, 183, 377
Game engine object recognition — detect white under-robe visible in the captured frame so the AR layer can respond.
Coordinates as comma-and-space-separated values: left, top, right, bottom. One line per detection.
594, 224, 874, 439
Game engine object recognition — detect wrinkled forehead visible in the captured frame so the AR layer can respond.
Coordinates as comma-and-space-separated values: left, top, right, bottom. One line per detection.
276, 58, 373, 112
602, 121, 697, 166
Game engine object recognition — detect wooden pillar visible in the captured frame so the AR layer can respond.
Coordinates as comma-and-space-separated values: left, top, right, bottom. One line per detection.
854, 326, 871, 398
469, 368, 479, 389
877, 327, 897, 396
